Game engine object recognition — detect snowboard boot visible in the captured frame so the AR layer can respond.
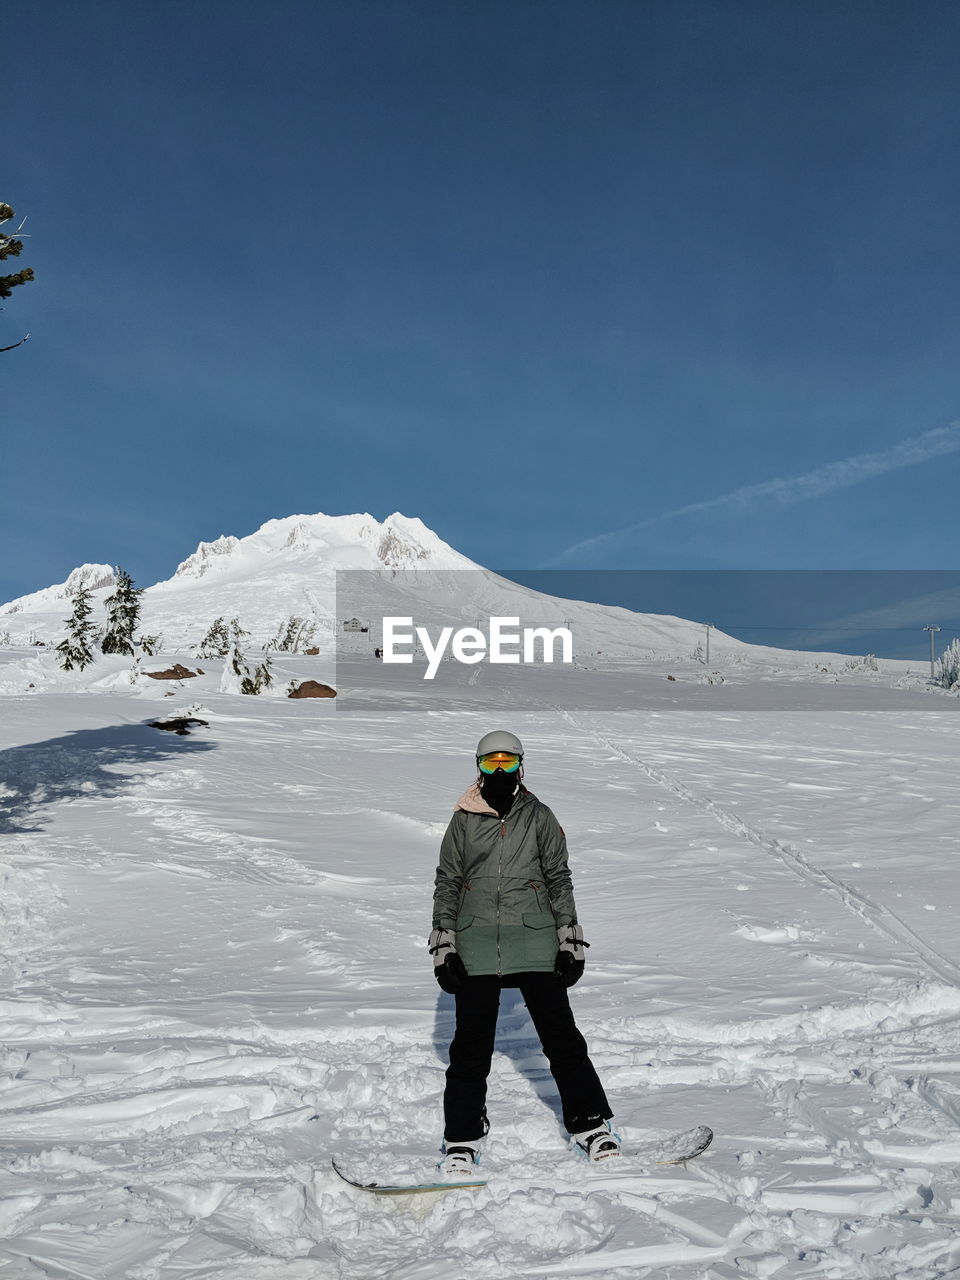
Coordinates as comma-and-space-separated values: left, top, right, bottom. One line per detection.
573, 1120, 621, 1162
440, 1138, 484, 1178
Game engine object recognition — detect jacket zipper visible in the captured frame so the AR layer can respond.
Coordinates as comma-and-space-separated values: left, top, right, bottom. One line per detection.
496, 819, 505, 976
529, 880, 542, 912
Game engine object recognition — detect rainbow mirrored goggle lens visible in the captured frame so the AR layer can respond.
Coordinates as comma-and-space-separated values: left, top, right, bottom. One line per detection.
478, 752, 522, 774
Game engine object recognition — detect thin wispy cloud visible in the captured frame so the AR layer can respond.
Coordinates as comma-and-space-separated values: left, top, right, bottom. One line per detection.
797, 585, 960, 647
552, 422, 960, 564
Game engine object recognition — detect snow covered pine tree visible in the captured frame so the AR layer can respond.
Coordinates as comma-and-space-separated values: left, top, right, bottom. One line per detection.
101, 568, 143, 656
197, 617, 231, 658
55, 585, 96, 671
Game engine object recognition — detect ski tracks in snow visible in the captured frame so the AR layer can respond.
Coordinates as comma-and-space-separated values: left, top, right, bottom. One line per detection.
549, 705, 960, 1278
554, 705, 960, 989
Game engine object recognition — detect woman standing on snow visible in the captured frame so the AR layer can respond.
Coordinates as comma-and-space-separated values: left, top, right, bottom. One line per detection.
429, 730, 618, 1176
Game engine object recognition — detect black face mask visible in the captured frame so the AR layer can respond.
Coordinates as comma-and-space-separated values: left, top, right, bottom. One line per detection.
479, 768, 520, 815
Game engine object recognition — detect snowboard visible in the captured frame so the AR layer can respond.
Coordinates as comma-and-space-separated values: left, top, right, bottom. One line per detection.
637, 1123, 713, 1166
331, 1125, 712, 1195
332, 1159, 486, 1194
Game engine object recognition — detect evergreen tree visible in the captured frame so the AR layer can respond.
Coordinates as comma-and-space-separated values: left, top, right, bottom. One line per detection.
101, 567, 143, 656
228, 616, 248, 647
1, 201, 34, 353
243, 646, 274, 695
56, 586, 96, 671
272, 615, 316, 653
934, 638, 960, 691
222, 617, 251, 691
197, 616, 231, 658
222, 620, 274, 694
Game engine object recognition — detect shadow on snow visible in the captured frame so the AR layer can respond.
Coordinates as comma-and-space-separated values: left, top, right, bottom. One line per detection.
0, 722, 216, 833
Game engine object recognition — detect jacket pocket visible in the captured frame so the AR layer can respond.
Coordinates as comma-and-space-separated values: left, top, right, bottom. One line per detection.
519, 912, 558, 969
456, 922, 497, 974
455, 916, 475, 931
521, 912, 555, 929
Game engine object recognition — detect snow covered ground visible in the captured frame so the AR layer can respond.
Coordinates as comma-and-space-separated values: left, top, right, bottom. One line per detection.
2, 641, 960, 1280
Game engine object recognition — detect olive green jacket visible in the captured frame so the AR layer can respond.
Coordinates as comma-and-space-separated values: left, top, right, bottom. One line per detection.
432, 783, 578, 976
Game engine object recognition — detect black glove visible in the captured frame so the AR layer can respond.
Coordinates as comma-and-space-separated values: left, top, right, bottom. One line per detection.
554, 924, 589, 988
429, 928, 468, 994
554, 950, 584, 987
436, 951, 468, 994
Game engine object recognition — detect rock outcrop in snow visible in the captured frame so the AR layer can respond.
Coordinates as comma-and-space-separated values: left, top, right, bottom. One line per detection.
173, 537, 241, 580
288, 679, 337, 698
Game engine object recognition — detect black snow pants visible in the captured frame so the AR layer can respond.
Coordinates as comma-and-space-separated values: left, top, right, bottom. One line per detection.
443, 972, 612, 1142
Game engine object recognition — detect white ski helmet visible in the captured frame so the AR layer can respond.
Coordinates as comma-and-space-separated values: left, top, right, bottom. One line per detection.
476, 729, 524, 758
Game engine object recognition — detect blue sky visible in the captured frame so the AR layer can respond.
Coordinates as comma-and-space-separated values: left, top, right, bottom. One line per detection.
5, 1, 960, 623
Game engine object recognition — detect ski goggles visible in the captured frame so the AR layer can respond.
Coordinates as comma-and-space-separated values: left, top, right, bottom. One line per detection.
478, 752, 522, 773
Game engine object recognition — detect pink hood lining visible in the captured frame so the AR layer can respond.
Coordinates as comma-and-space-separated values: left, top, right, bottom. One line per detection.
454, 782, 499, 815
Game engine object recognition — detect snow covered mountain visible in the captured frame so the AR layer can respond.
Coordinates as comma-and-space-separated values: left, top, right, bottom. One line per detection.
0, 509, 914, 674
165, 512, 473, 582
0, 509, 741, 661
0, 512, 478, 649
0, 563, 115, 616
